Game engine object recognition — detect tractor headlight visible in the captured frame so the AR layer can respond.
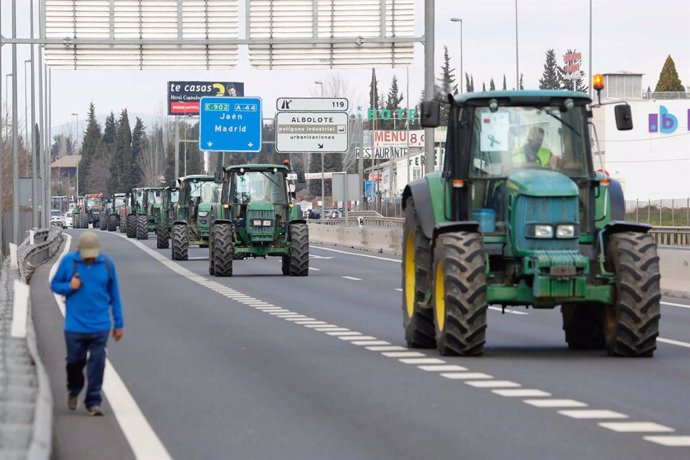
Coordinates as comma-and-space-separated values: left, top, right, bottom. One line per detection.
252, 219, 263, 226
262, 219, 272, 227
198, 211, 209, 217
527, 224, 554, 239
556, 224, 577, 238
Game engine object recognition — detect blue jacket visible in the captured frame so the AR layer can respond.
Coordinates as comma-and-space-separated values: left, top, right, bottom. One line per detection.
51, 252, 124, 333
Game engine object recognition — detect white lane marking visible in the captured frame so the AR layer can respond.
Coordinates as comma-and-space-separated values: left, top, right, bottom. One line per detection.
366, 345, 407, 351
493, 389, 552, 397
658, 338, 690, 349
559, 410, 628, 419
283, 316, 309, 321
418, 365, 467, 372
661, 301, 690, 309
342, 276, 362, 281
309, 267, 320, 271
643, 436, 690, 446
315, 327, 350, 332
51, 235, 172, 460
488, 306, 529, 316
524, 399, 588, 408
440, 373, 493, 380
381, 351, 426, 358
599, 422, 675, 433
398, 358, 446, 365
339, 335, 376, 341
309, 254, 334, 260
304, 323, 335, 328
351, 340, 390, 346
466, 380, 521, 388
311, 245, 400, 263
325, 331, 360, 336
394, 288, 403, 292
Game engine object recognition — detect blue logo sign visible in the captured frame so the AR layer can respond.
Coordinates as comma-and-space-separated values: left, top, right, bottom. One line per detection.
364, 180, 374, 198
199, 97, 262, 152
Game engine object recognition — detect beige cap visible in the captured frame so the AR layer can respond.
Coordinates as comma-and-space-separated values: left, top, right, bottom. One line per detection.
78, 231, 100, 259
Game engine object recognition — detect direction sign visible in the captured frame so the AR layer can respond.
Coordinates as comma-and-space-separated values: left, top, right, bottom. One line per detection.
276, 112, 348, 153
276, 97, 349, 112
199, 97, 262, 152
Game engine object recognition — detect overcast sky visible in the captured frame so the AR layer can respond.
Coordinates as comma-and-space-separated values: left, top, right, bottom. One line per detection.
0, 0, 688, 130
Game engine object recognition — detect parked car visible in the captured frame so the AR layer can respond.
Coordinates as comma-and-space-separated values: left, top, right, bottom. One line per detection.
50, 209, 66, 228
64, 210, 73, 228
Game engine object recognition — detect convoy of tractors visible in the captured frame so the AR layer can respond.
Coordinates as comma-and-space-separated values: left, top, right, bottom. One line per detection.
64, 79, 660, 358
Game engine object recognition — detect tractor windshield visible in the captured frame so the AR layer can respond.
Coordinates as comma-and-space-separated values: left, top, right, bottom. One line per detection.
86, 197, 102, 208
230, 171, 287, 205
468, 105, 589, 178
147, 190, 163, 206
114, 196, 125, 208
199, 182, 220, 203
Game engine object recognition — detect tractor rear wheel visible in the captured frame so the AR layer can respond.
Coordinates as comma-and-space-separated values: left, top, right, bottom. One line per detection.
171, 224, 188, 260
604, 232, 661, 357
432, 232, 488, 356
562, 303, 606, 349
107, 214, 117, 231
156, 222, 169, 249
287, 223, 309, 276
281, 256, 290, 275
126, 215, 136, 238
80, 214, 89, 228
136, 215, 148, 240
211, 223, 234, 276
119, 214, 127, 233
99, 216, 107, 231
402, 198, 436, 348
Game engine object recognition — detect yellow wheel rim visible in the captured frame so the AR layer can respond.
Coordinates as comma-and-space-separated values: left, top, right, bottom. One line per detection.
404, 232, 416, 318
435, 261, 446, 332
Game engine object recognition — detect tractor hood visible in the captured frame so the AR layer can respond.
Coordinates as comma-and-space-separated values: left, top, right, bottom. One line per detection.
197, 202, 215, 213
506, 170, 578, 197
247, 201, 276, 212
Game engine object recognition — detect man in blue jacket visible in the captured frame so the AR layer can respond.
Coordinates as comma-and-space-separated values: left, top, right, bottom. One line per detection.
51, 231, 124, 416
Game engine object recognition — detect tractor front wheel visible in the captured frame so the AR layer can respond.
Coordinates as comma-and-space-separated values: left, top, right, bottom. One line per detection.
287, 223, 309, 276
402, 198, 436, 348
126, 215, 136, 238
171, 224, 188, 260
99, 216, 107, 231
107, 214, 118, 231
604, 232, 661, 357
562, 303, 606, 349
136, 215, 148, 239
211, 223, 234, 276
119, 214, 127, 233
432, 232, 488, 356
156, 222, 169, 249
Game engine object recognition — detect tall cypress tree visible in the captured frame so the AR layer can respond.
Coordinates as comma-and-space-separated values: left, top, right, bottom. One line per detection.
502, 74, 507, 90
654, 55, 685, 92
438, 46, 457, 95
102, 111, 117, 149
108, 109, 132, 193
539, 49, 561, 89
131, 117, 146, 187
77, 103, 102, 193
384, 76, 404, 130
489, 78, 496, 91
368, 68, 380, 130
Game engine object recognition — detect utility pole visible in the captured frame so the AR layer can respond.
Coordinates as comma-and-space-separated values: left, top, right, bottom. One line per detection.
12, 0, 20, 244
30, 0, 37, 227
423, 0, 435, 175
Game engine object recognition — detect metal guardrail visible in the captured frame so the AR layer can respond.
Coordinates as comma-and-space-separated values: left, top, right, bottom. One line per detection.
312, 218, 690, 246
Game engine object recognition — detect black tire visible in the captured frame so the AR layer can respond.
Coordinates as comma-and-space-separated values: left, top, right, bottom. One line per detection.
171, 224, 188, 261
401, 198, 436, 348
562, 303, 606, 349
432, 232, 488, 356
80, 214, 88, 228
99, 215, 107, 230
604, 232, 661, 357
119, 214, 127, 233
287, 223, 309, 276
136, 214, 148, 240
107, 214, 117, 231
126, 215, 137, 238
211, 223, 234, 276
281, 256, 290, 275
156, 222, 170, 249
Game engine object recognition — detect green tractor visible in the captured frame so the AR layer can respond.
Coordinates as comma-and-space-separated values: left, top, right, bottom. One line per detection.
403, 89, 660, 357
72, 196, 87, 228
170, 175, 222, 260
155, 185, 179, 249
143, 186, 166, 233
124, 188, 149, 240
208, 164, 308, 277
106, 193, 127, 232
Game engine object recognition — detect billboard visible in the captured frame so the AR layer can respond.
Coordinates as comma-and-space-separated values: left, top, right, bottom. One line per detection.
167, 81, 245, 115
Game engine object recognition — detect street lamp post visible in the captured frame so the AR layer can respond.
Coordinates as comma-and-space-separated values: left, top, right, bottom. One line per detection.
4, 73, 12, 140
71, 112, 79, 151
314, 81, 325, 213
450, 18, 463, 94
515, 0, 520, 89
24, 59, 30, 147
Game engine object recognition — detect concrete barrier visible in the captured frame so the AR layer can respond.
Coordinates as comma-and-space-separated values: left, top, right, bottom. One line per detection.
659, 246, 690, 299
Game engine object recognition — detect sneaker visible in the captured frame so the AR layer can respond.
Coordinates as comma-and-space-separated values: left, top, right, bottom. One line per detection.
86, 405, 104, 416
67, 394, 78, 411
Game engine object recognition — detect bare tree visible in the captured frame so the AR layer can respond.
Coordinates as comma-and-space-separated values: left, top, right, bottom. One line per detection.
139, 124, 166, 186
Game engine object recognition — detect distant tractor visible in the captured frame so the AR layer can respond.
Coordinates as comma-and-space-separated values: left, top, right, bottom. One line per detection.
402, 84, 660, 357
72, 196, 87, 228
171, 175, 222, 260
84, 193, 104, 228
155, 186, 179, 249
208, 164, 308, 277
125, 188, 149, 239
103, 193, 127, 232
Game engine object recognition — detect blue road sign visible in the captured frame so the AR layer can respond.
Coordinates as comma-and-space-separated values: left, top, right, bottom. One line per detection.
199, 97, 262, 152
364, 180, 374, 198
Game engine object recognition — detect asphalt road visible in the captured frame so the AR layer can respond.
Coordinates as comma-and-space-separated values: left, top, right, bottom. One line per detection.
32, 229, 690, 459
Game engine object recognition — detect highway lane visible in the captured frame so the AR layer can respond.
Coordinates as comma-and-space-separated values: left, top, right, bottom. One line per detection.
41, 229, 690, 459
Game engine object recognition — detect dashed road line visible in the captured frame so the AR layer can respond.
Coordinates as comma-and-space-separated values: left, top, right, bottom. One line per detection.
643, 436, 690, 447
342, 276, 362, 281
524, 399, 587, 408
559, 410, 628, 419
661, 301, 690, 309
599, 422, 674, 433
488, 306, 529, 315
418, 365, 467, 372
494, 389, 551, 398
440, 372, 493, 380
658, 338, 690, 349
466, 380, 521, 388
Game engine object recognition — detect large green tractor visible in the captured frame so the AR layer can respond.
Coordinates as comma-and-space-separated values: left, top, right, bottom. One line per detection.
171, 175, 221, 260
107, 193, 127, 232
208, 164, 308, 277
72, 196, 87, 228
125, 188, 149, 240
143, 186, 166, 233
155, 186, 179, 249
403, 88, 660, 357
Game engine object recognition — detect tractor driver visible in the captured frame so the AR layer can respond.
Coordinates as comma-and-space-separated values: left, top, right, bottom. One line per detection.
513, 126, 561, 170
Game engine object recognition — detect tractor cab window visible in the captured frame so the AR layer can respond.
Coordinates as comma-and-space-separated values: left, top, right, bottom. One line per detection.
114, 197, 125, 208
85, 197, 101, 208
170, 190, 179, 204
230, 171, 287, 205
469, 105, 589, 178
199, 182, 220, 203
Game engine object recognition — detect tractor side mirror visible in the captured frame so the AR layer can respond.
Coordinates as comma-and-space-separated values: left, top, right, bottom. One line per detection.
420, 101, 441, 128
614, 104, 633, 131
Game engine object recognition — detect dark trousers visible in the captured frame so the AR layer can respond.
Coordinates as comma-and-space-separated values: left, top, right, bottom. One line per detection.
65, 331, 109, 407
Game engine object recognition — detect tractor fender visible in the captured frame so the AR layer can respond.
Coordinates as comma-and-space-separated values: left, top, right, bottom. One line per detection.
402, 179, 436, 240
431, 222, 481, 253
289, 219, 307, 226
601, 221, 651, 239
172, 220, 188, 227
608, 178, 626, 221
211, 219, 233, 226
